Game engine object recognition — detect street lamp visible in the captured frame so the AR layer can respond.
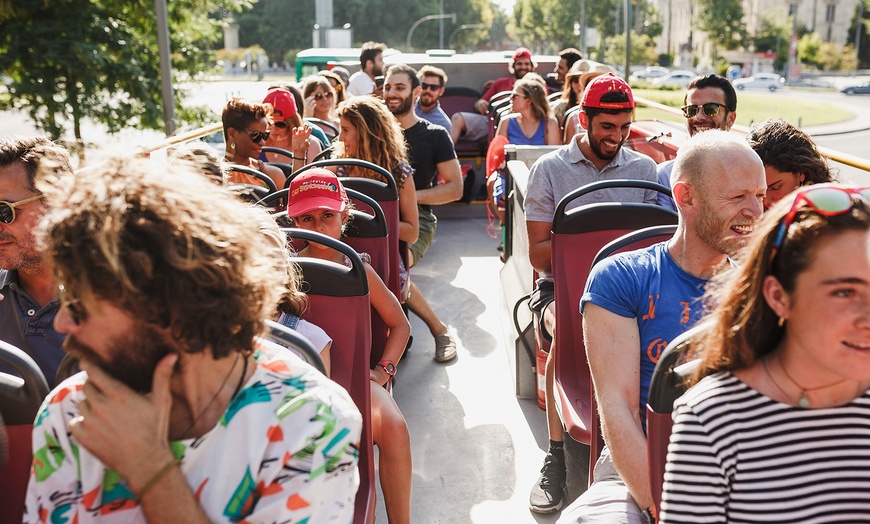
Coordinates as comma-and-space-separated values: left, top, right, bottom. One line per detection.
407, 13, 456, 50
448, 24, 485, 48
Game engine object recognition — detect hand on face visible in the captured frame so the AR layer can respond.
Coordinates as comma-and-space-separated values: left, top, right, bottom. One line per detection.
69, 354, 178, 480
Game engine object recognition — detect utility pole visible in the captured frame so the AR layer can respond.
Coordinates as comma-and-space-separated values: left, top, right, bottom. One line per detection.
856, 0, 865, 70
154, 0, 176, 136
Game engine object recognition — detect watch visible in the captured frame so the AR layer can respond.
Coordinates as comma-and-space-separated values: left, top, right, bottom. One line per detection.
377, 360, 396, 376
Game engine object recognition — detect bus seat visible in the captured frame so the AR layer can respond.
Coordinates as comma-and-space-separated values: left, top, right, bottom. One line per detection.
264, 319, 327, 376
646, 322, 706, 516
282, 228, 376, 524
304, 118, 339, 143
227, 164, 279, 194
550, 180, 676, 497
439, 86, 481, 119
0, 341, 51, 524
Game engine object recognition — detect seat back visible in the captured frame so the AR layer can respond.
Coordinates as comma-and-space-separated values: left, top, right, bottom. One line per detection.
227, 164, 279, 194
0, 341, 51, 524
264, 319, 327, 376
439, 86, 480, 118
304, 118, 339, 142
551, 180, 677, 488
647, 322, 706, 516
281, 229, 375, 524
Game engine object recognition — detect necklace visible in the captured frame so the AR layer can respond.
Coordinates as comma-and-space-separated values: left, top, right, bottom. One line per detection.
762, 358, 795, 405
775, 352, 847, 408
179, 354, 242, 440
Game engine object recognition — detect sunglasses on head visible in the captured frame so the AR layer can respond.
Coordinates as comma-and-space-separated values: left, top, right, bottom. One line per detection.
421, 82, 442, 91
0, 194, 44, 224
58, 284, 87, 325
238, 128, 270, 143
770, 185, 870, 263
313, 92, 333, 101
681, 102, 727, 118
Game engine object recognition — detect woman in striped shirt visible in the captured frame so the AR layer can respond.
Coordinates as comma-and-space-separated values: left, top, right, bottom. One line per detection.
661, 184, 870, 523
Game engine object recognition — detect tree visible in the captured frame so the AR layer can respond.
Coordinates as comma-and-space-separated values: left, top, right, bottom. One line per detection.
237, 1, 314, 66
798, 32, 823, 66
696, 0, 747, 51
752, 8, 791, 71
847, 0, 870, 68
603, 32, 658, 65
0, 0, 247, 154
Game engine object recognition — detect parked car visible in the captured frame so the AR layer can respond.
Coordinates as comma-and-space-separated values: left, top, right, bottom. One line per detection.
733, 73, 785, 91
651, 70, 696, 88
840, 81, 870, 95
630, 66, 670, 82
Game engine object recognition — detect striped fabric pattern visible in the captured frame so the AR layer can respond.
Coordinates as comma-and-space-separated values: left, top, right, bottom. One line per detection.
660, 372, 870, 524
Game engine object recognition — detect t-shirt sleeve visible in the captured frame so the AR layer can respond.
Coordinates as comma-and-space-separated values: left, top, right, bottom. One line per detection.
524, 160, 557, 223
25, 382, 85, 524
432, 127, 457, 164
246, 379, 362, 522
659, 399, 728, 523
581, 254, 644, 318
296, 319, 332, 354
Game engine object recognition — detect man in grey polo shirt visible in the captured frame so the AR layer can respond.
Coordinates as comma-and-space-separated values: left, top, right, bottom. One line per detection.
524, 73, 657, 514
0, 137, 72, 386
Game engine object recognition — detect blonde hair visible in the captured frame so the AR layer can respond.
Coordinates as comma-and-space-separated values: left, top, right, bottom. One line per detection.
335, 97, 408, 186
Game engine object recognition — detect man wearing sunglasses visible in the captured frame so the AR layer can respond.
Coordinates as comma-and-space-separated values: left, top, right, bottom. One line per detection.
0, 136, 72, 386
657, 74, 738, 210
414, 65, 452, 132
559, 130, 765, 523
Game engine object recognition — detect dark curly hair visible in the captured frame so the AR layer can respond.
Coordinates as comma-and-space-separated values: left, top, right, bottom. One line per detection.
746, 118, 836, 185
221, 97, 274, 143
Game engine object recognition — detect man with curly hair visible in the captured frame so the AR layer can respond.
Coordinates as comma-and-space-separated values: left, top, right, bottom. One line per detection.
24, 156, 362, 523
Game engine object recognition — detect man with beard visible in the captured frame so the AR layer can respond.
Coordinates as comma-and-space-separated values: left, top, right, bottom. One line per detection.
0, 136, 72, 385
657, 74, 737, 210
383, 64, 463, 363
25, 156, 362, 523
557, 131, 765, 523
348, 41, 387, 97
449, 47, 536, 145
415, 65, 452, 132
525, 73, 658, 514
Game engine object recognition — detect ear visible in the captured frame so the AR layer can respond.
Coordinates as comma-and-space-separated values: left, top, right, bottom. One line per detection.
725, 110, 737, 129
413, 84, 422, 99
341, 209, 350, 224
672, 180, 693, 210
579, 111, 589, 131
762, 274, 791, 320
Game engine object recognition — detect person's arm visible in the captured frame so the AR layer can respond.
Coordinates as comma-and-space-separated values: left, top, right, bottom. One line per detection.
416, 158, 463, 206
366, 264, 410, 386
660, 402, 728, 523
263, 164, 287, 190
66, 355, 211, 524
546, 116, 561, 145
563, 116, 577, 145
527, 220, 552, 273
496, 118, 509, 139
584, 303, 653, 511
397, 181, 419, 244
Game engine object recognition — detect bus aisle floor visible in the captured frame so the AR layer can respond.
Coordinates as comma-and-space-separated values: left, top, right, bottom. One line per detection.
374, 215, 562, 523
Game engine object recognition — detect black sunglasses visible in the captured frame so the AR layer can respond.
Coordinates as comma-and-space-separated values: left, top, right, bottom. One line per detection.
0, 194, 44, 224
272, 121, 289, 129
236, 128, 270, 143
58, 284, 87, 325
421, 82, 442, 91
681, 102, 727, 118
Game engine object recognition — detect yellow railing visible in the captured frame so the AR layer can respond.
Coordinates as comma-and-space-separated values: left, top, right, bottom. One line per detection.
634, 95, 870, 173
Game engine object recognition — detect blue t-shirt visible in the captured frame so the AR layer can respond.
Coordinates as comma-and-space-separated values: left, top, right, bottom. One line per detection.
581, 242, 708, 418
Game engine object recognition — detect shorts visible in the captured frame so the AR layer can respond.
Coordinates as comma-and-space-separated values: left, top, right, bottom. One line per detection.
458, 112, 489, 143
408, 208, 437, 266
528, 280, 555, 343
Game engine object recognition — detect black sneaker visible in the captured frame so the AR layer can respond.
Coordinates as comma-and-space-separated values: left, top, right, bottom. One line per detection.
529, 450, 566, 514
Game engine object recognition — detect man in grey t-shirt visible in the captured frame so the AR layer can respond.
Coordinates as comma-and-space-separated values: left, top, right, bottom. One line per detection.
0, 137, 73, 386
525, 73, 657, 514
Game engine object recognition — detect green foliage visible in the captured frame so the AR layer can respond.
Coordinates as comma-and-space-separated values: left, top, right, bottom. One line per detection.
752, 8, 791, 71
0, 0, 244, 144
847, 0, 870, 68
603, 32, 658, 66
657, 52, 673, 67
696, 0, 747, 50
798, 32, 823, 65
511, 0, 620, 54
817, 42, 858, 70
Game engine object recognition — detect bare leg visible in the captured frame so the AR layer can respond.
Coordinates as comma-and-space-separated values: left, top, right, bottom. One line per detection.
450, 113, 467, 145
406, 280, 447, 337
371, 383, 412, 524
543, 304, 562, 443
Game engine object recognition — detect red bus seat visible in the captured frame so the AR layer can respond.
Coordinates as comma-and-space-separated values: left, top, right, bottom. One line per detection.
0, 341, 51, 524
550, 180, 677, 498
646, 322, 705, 516
282, 229, 375, 524
438, 86, 480, 118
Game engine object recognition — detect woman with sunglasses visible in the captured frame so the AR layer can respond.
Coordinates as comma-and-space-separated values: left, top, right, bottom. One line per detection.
660, 184, 870, 523
561, 71, 606, 144
261, 88, 322, 170
221, 97, 286, 189
747, 117, 838, 211
303, 76, 340, 136
318, 70, 346, 107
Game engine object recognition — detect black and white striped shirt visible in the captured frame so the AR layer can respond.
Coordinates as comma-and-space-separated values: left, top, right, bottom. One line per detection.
660, 372, 870, 523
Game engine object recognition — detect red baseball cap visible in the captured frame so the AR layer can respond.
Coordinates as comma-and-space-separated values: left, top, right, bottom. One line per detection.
287, 169, 348, 217
263, 89, 298, 121
581, 72, 635, 110
512, 47, 532, 61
